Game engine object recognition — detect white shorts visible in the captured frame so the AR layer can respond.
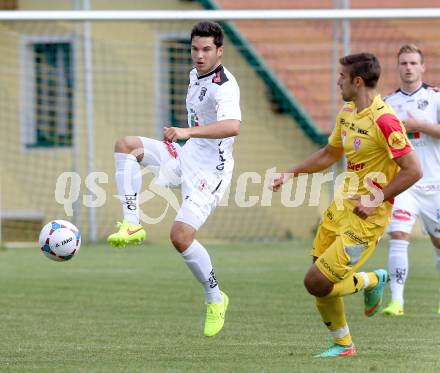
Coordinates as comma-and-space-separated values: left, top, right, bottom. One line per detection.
138, 137, 231, 230
387, 186, 440, 237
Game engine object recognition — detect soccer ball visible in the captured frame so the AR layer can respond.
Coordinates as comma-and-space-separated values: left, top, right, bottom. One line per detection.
39, 220, 81, 262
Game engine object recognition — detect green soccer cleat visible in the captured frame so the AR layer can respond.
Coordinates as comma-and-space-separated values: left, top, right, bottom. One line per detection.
204, 291, 229, 337
364, 269, 388, 317
382, 299, 404, 316
314, 344, 357, 357
107, 220, 146, 248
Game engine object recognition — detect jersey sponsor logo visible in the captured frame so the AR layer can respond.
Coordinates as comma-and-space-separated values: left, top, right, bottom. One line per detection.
319, 257, 342, 280
353, 137, 361, 151
387, 131, 407, 150
344, 230, 367, 245
347, 160, 365, 171
343, 107, 353, 112
199, 87, 207, 101
417, 99, 429, 110
340, 118, 367, 134
393, 209, 412, 221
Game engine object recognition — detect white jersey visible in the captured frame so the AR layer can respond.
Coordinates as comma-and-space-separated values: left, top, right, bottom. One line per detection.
183, 64, 241, 173
385, 83, 440, 186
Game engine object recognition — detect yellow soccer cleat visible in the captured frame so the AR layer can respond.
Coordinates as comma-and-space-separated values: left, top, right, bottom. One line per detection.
107, 220, 146, 248
204, 291, 229, 337
382, 299, 404, 316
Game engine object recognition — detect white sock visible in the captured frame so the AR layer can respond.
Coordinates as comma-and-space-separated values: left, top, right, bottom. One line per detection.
114, 152, 142, 224
388, 239, 409, 305
181, 240, 222, 304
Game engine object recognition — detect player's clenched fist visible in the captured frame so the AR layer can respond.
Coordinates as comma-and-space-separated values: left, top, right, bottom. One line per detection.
270, 172, 292, 192
163, 127, 190, 142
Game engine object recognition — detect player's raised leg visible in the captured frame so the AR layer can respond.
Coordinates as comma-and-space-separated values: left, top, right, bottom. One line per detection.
108, 136, 146, 247
170, 221, 228, 337
305, 265, 357, 357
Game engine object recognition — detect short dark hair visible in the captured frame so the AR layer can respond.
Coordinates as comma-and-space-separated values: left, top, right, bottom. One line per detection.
190, 21, 224, 48
397, 44, 424, 63
339, 53, 381, 88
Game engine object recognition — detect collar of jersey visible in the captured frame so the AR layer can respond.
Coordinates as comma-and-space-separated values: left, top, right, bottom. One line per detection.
197, 64, 223, 80
398, 82, 428, 96
354, 94, 382, 118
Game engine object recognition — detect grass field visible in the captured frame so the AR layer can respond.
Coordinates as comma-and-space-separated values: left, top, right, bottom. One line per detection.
1, 238, 439, 372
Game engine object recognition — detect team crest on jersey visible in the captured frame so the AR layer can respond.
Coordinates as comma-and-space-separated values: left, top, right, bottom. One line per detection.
417, 99, 429, 110
387, 131, 406, 150
199, 87, 207, 101
353, 137, 361, 151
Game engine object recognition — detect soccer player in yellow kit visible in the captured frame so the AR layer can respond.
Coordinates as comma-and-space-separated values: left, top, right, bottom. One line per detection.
272, 53, 422, 357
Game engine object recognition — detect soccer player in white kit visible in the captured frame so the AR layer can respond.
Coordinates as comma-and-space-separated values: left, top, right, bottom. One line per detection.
107, 21, 241, 336
383, 44, 440, 315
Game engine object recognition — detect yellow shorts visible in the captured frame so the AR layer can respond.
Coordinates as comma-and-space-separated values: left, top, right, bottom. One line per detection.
312, 201, 386, 283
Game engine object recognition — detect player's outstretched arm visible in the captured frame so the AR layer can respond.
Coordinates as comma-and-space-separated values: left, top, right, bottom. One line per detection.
163, 119, 240, 142
382, 151, 423, 202
271, 144, 344, 191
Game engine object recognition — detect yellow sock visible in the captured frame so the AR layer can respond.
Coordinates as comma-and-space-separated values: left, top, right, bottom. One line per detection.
315, 296, 352, 346
328, 271, 378, 297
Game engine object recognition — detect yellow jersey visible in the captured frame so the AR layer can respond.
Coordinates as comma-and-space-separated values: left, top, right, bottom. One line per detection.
329, 95, 413, 225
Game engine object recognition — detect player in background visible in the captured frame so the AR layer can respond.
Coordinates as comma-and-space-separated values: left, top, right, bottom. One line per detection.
272, 53, 422, 357
107, 21, 241, 337
382, 44, 440, 316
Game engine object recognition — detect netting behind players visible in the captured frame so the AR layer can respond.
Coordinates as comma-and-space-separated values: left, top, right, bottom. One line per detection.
1, 0, 440, 243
